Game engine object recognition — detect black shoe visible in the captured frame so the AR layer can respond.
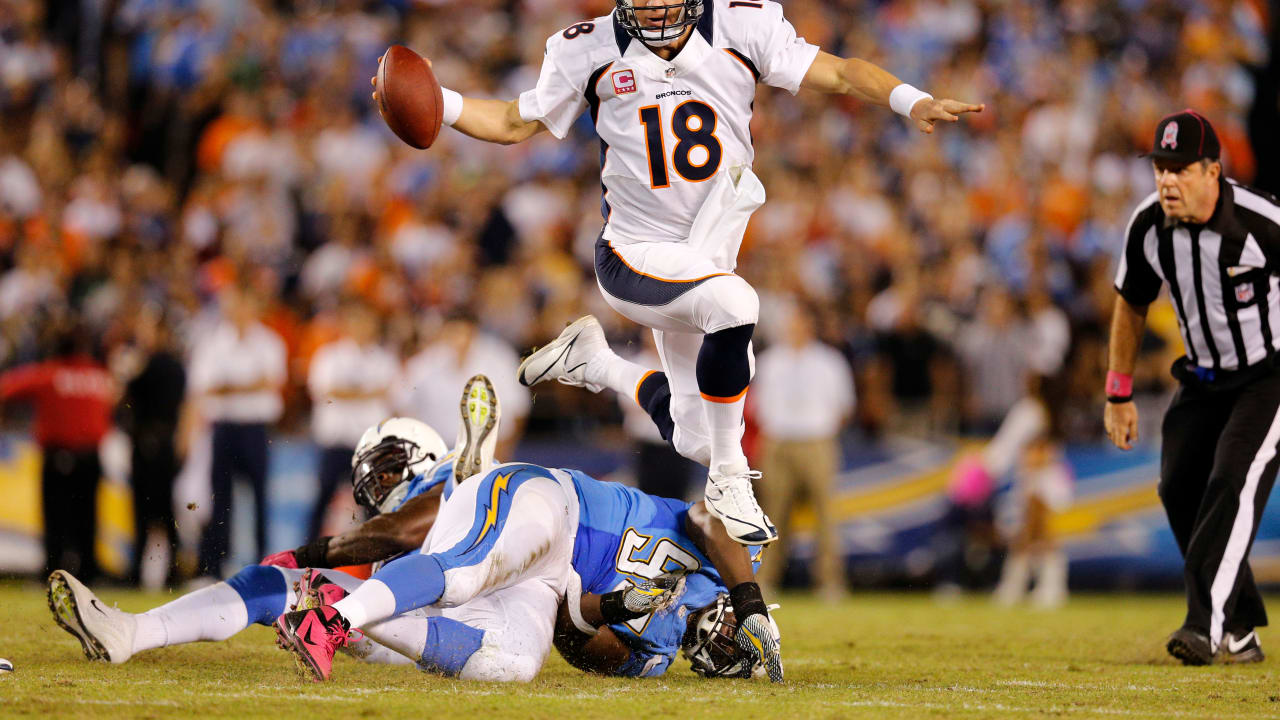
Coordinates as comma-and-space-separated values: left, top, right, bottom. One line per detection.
1167, 627, 1214, 666
1220, 630, 1265, 664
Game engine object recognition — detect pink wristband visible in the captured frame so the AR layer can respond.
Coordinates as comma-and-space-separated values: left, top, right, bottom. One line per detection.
1105, 370, 1133, 398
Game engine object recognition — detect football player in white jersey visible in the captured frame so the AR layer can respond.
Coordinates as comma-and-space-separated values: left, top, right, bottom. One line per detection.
376, 0, 982, 545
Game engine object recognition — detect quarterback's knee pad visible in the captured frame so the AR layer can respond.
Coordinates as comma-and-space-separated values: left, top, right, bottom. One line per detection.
692, 275, 759, 333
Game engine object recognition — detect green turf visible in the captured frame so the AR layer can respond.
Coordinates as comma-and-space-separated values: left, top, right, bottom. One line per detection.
3, 580, 1279, 719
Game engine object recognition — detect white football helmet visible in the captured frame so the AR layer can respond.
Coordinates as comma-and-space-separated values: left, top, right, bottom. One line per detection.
615, 0, 704, 47
681, 593, 781, 679
351, 417, 447, 514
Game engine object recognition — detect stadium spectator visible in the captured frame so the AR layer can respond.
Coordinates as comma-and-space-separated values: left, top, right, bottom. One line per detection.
751, 305, 855, 599
187, 283, 286, 579
118, 306, 186, 588
0, 319, 114, 583
305, 297, 398, 541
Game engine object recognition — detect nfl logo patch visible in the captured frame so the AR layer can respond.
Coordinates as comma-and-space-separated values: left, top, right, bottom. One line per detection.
1236, 284, 1255, 303
612, 69, 636, 95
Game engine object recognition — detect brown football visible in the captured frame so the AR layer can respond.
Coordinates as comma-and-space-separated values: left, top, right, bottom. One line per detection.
375, 45, 443, 150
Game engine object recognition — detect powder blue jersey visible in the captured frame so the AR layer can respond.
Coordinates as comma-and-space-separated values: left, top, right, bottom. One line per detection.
390, 452, 456, 514
562, 467, 760, 678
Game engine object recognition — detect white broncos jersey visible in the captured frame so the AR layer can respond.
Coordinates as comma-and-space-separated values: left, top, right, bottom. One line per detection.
518, 0, 819, 245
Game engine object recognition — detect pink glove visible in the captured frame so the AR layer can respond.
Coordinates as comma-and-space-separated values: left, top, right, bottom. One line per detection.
259, 549, 299, 568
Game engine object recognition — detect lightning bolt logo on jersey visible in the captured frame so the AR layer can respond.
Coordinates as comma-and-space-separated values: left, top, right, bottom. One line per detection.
517, 0, 819, 246
464, 473, 514, 553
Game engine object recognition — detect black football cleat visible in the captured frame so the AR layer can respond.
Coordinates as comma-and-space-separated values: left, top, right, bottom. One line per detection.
1167, 627, 1214, 666
1220, 630, 1264, 664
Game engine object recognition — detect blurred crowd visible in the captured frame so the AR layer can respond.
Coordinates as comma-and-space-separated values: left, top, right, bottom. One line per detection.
0, 0, 1274, 581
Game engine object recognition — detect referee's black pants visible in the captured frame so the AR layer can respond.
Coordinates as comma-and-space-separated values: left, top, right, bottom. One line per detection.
198, 422, 269, 578
1160, 370, 1280, 647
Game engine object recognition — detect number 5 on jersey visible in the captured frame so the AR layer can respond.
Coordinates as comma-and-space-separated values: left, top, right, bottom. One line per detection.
639, 101, 723, 188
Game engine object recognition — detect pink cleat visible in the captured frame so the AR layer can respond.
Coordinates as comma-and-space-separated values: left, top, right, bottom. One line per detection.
293, 569, 349, 611
274, 606, 355, 682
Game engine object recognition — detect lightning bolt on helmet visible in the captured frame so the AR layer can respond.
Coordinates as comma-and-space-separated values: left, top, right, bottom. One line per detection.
351, 417, 447, 514
615, 0, 704, 46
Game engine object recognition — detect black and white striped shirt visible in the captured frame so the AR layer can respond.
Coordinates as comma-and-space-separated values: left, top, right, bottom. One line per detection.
1115, 178, 1280, 373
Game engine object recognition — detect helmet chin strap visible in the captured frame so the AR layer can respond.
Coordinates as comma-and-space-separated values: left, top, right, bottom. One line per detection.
641, 34, 681, 47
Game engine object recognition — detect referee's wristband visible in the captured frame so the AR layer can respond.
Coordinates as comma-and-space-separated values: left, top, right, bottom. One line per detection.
889, 83, 932, 117
1105, 370, 1133, 404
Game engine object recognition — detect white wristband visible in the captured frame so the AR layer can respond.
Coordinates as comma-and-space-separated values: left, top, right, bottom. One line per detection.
889, 83, 932, 118
441, 86, 463, 126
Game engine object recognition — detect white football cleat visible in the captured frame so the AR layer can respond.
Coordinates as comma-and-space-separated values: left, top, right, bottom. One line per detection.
454, 374, 501, 486
704, 460, 778, 546
47, 570, 137, 664
517, 315, 608, 393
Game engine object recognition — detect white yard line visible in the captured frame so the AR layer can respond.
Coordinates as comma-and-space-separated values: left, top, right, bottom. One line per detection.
838, 699, 1256, 719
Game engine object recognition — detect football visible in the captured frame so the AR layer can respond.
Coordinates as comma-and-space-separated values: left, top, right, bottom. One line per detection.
375, 45, 444, 150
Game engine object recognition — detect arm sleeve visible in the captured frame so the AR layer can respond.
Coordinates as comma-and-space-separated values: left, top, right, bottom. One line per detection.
744, 1, 821, 94
0, 363, 49, 401
518, 34, 589, 139
1114, 201, 1162, 307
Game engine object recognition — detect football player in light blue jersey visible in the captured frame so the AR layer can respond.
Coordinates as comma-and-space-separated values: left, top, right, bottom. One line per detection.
47, 377, 557, 681
543, 466, 772, 679
276, 457, 784, 683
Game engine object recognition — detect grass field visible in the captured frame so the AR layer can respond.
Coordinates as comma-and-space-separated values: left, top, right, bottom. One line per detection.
3, 581, 1280, 719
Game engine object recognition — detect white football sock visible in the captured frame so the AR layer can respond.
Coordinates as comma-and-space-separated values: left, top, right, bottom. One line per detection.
346, 632, 420, 666
585, 350, 651, 399
333, 579, 397, 629
361, 614, 432, 663
132, 582, 250, 653
703, 394, 748, 472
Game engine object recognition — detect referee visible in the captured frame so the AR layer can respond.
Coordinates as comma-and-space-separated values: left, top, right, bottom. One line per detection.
1106, 109, 1280, 666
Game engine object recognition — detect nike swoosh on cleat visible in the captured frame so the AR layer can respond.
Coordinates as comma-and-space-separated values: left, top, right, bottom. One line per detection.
524, 340, 575, 386
1228, 633, 1257, 653
90, 599, 108, 616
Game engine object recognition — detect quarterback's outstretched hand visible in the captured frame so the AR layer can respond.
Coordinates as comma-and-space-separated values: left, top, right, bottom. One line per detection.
910, 98, 985, 134
622, 572, 688, 615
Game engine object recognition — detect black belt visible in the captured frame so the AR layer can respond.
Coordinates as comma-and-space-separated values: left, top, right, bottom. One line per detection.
1171, 354, 1280, 392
